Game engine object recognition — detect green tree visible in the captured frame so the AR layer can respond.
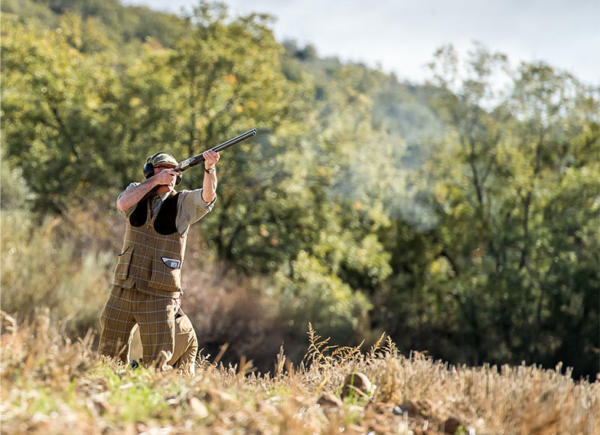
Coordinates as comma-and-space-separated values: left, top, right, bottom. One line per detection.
2, 17, 122, 212
163, 2, 316, 274
420, 44, 600, 375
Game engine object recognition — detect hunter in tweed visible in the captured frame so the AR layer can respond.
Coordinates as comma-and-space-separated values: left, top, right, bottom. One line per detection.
98, 150, 219, 367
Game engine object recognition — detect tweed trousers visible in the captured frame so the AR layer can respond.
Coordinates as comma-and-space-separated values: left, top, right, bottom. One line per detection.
98, 285, 177, 366
128, 313, 198, 375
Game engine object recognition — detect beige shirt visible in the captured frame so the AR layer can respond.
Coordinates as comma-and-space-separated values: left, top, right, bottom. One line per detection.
117, 183, 216, 236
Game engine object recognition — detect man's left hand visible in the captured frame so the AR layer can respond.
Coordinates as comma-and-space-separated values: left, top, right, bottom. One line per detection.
203, 150, 220, 169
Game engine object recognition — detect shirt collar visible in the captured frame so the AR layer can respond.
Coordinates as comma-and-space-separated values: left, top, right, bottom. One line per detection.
152, 190, 173, 203
159, 191, 171, 202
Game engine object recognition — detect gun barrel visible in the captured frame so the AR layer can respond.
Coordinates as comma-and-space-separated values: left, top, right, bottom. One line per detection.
213, 128, 256, 153
176, 129, 256, 172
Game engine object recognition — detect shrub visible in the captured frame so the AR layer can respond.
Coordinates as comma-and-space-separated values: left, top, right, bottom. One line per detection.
1, 209, 112, 336
273, 250, 372, 347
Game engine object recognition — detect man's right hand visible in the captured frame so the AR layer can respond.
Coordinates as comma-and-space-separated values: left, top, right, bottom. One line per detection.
154, 169, 179, 188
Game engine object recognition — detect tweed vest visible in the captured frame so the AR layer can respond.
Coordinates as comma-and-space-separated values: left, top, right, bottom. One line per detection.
112, 192, 187, 297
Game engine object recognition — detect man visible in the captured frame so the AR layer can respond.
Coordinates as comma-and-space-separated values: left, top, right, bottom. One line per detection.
98, 150, 219, 368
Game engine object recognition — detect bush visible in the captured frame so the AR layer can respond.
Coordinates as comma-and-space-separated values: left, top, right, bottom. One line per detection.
0, 157, 35, 211
180, 259, 286, 372
1, 209, 112, 336
273, 250, 372, 348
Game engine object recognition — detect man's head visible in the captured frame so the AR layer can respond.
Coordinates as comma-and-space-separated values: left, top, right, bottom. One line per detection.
144, 152, 181, 194
144, 152, 178, 177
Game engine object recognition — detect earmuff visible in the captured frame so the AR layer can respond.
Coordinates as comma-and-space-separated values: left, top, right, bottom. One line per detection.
142, 153, 157, 179
144, 152, 182, 185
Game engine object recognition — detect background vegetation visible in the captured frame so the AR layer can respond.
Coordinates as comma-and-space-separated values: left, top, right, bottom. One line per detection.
2, 0, 599, 380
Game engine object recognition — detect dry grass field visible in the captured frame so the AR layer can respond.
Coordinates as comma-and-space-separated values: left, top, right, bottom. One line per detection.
1, 312, 598, 434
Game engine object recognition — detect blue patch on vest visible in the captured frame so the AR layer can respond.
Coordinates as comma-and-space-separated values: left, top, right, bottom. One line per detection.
161, 257, 181, 269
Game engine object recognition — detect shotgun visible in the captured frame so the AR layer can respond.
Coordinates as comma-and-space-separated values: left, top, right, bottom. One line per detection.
175, 129, 256, 172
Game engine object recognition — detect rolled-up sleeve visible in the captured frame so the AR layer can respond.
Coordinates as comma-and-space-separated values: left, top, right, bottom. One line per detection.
176, 189, 216, 232
116, 182, 140, 217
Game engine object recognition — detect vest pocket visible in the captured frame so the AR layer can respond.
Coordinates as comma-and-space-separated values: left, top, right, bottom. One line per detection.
150, 255, 182, 291
113, 246, 133, 281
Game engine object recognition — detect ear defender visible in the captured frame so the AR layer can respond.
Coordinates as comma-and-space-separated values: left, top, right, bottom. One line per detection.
143, 162, 155, 179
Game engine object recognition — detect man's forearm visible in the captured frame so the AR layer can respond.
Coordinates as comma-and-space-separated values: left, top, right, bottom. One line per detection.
202, 170, 217, 203
117, 177, 160, 212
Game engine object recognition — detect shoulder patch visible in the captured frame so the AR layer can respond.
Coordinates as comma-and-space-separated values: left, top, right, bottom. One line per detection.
130, 198, 148, 227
